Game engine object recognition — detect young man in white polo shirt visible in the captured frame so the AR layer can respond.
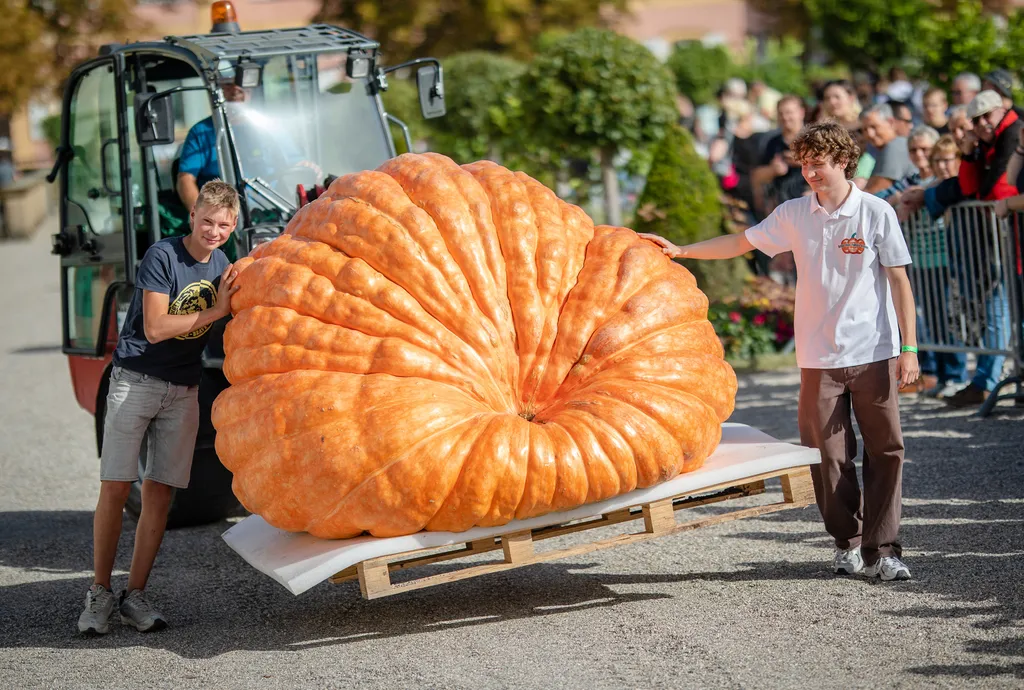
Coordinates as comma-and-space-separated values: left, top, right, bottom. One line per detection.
642, 122, 919, 581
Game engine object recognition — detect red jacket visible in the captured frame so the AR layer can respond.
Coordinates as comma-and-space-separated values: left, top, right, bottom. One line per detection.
958, 109, 1022, 201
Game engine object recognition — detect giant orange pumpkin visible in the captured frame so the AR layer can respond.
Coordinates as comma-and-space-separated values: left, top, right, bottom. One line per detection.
211, 153, 737, 539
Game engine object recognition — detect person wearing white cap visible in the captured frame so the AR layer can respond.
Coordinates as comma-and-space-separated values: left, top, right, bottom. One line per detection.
903, 89, 1019, 409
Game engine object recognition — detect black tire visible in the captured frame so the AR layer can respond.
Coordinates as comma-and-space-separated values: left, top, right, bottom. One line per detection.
124, 445, 240, 529
99, 362, 241, 529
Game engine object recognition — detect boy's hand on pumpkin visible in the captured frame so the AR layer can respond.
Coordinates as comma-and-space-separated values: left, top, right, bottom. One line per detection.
639, 233, 685, 259
216, 263, 241, 316
897, 351, 920, 388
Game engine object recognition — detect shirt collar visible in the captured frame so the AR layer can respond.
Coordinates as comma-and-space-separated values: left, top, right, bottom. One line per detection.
810, 181, 862, 218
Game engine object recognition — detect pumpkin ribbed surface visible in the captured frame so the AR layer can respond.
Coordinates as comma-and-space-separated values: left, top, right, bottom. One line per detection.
211, 153, 737, 538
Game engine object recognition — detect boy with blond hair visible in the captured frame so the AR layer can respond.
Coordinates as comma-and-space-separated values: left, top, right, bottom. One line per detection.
643, 122, 919, 581
79, 181, 240, 634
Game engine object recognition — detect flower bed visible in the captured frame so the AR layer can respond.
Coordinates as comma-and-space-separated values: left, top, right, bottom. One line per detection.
707, 276, 795, 364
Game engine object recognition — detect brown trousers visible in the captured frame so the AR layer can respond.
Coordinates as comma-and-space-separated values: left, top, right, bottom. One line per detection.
798, 358, 904, 565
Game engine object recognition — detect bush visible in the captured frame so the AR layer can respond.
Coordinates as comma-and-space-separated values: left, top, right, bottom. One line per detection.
666, 41, 737, 106
380, 78, 432, 154
667, 37, 847, 106
633, 123, 749, 301
707, 276, 796, 359
741, 37, 809, 98
707, 305, 777, 360
428, 52, 526, 163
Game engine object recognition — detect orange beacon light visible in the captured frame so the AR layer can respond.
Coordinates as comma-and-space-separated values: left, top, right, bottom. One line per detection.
211, 1, 241, 33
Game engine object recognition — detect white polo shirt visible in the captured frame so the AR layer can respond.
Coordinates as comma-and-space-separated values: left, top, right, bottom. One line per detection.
745, 182, 912, 370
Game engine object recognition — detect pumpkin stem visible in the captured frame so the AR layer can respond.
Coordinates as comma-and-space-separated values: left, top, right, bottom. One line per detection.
519, 410, 536, 422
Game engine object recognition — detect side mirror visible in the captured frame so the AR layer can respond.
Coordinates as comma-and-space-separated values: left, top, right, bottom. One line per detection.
135, 93, 175, 147
417, 64, 446, 120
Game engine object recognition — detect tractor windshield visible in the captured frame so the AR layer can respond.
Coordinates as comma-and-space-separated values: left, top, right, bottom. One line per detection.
222, 51, 391, 211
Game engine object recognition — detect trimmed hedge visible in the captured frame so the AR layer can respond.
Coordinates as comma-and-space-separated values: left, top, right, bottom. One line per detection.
633, 123, 749, 302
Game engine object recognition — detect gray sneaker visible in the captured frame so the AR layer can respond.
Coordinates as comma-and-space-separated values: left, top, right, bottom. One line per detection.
863, 556, 912, 581
119, 589, 167, 632
78, 584, 116, 635
833, 546, 864, 575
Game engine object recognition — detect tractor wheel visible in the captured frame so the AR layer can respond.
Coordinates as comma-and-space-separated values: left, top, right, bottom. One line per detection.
123, 442, 240, 529
97, 364, 241, 529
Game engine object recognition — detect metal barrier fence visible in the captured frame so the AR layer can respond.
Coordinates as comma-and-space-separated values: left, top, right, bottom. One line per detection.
902, 201, 1024, 415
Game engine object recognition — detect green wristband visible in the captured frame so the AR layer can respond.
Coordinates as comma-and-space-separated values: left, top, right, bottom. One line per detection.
901, 345, 918, 354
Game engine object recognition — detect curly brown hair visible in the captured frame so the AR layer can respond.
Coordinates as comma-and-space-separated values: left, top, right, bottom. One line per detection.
791, 122, 862, 179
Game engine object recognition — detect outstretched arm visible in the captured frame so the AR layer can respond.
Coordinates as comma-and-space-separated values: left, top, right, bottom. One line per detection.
640, 231, 755, 260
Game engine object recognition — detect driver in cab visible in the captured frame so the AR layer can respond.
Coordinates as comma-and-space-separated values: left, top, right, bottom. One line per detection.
176, 79, 309, 211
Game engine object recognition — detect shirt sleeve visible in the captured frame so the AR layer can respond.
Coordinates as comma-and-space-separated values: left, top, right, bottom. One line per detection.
873, 138, 916, 181
135, 244, 174, 295
875, 203, 913, 267
745, 203, 793, 258
855, 153, 875, 179
178, 123, 211, 179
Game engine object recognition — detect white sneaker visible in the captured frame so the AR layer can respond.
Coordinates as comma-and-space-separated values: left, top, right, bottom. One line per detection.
863, 556, 912, 581
833, 546, 864, 575
119, 589, 167, 632
78, 584, 116, 635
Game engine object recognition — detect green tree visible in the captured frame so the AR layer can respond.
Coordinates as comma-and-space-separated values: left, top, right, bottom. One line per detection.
750, 0, 1013, 72
667, 37, 825, 108
633, 123, 748, 302
802, 0, 931, 73
0, 0, 137, 172
741, 37, 812, 98
918, 1, 1021, 87
426, 52, 526, 163
666, 42, 737, 106
519, 28, 677, 226
315, 0, 628, 63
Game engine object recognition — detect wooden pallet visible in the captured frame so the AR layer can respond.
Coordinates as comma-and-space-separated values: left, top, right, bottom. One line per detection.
328, 465, 816, 600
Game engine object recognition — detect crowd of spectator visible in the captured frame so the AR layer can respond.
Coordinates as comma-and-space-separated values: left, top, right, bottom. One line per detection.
678, 68, 1024, 409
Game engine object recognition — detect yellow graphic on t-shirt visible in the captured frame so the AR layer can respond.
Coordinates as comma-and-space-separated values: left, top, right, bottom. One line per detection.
169, 279, 217, 340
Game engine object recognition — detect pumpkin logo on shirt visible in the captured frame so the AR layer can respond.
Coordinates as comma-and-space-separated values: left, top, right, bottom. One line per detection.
838, 233, 867, 255
169, 280, 217, 340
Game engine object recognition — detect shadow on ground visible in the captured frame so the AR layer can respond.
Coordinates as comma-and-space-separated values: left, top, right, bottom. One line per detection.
0, 509, 670, 658
726, 370, 1024, 681
2, 371, 1021, 673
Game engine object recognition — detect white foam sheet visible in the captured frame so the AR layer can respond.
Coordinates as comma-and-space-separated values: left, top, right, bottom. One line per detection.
222, 423, 820, 595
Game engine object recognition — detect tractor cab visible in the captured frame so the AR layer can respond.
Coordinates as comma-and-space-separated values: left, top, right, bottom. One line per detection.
46, 4, 446, 528
50, 7, 444, 362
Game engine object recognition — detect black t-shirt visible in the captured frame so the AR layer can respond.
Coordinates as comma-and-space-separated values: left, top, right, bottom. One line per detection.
762, 133, 808, 204
113, 237, 229, 386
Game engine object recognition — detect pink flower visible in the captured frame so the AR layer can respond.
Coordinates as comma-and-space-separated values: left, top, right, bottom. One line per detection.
752, 314, 766, 326
729, 311, 742, 323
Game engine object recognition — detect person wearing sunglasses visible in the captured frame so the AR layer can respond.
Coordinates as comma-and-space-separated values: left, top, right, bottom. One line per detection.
982, 69, 1024, 121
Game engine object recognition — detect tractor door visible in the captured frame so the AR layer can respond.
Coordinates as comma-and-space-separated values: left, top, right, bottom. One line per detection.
52, 56, 137, 357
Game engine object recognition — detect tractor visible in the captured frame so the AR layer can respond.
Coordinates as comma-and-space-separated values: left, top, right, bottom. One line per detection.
47, 1, 446, 527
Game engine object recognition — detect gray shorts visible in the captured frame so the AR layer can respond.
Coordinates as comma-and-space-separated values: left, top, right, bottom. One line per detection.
100, 366, 200, 489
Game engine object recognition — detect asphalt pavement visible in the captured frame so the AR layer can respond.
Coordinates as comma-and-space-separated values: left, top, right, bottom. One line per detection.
2, 216, 1023, 689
